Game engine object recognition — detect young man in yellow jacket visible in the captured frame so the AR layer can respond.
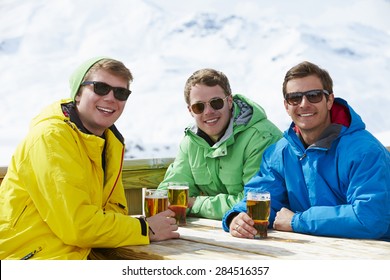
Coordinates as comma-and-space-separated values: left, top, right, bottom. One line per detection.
0, 57, 179, 260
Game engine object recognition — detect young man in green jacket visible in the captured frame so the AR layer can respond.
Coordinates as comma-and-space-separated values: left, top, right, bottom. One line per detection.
158, 68, 282, 220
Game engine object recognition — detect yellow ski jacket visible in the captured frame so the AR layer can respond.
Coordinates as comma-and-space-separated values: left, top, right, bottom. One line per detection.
0, 99, 149, 259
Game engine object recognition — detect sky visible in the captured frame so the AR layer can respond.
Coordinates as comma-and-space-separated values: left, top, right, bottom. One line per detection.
1, 0, 389, 165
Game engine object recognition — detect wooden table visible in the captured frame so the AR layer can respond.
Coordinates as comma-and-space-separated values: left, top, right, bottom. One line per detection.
90, 217, 390, 260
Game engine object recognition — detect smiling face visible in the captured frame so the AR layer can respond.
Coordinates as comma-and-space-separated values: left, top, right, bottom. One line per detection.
75, 69, 128, 136
188, 84, 233, 142
284, 75, 334, 145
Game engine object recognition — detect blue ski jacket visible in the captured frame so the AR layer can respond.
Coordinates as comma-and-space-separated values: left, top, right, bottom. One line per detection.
222, 98, 390, 240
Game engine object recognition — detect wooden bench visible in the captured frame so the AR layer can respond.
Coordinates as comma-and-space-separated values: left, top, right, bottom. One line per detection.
0, 158, 174, 215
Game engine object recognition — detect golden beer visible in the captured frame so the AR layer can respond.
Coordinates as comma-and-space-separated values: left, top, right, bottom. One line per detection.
167, 184, 189, 225
246, 191, 271, 239
144, 189, 168, 217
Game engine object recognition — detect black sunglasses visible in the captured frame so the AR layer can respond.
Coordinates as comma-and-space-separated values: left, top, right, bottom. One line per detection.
81, 81, 131, 101
285, 89, 330, 106
190, 95, 229, 114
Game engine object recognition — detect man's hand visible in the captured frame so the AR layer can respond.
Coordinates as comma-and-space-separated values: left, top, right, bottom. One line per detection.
273, 207, 294, 232
188, 196, 196, 208
147, 209, 180, 242
229, 212, 258, 239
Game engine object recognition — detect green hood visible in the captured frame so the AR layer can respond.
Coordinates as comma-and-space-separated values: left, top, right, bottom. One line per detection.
69, 56, 108, 100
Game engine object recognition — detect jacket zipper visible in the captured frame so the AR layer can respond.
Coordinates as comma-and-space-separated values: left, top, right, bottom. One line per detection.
12, 197, 32, 228
103, 147, 125, 208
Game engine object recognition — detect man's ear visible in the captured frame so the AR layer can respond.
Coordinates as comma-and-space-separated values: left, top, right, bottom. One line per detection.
187, 105, 194, 117
74, 92, 81, 105
228, 95, 234, 110
327, 93, 335, 111
284, 100, 291, 116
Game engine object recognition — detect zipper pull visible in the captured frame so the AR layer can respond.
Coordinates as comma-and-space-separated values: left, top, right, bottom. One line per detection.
116, 203, 126, 209
21, 247, 42, 260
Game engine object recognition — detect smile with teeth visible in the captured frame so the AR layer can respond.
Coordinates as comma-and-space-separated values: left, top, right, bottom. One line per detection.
205, 118, 218, 124
97, 106, 115, 113
299, 113, 315, 117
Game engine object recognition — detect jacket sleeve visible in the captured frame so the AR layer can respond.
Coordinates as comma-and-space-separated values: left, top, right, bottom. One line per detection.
292, 144, 390, 239
159, 138, 196, 190
222, 145, 289, 231
161, 137, 245, 220
26, 125, 150, 248
191, 190, 245, 220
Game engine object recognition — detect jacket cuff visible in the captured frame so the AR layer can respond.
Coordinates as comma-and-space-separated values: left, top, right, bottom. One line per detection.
222, 210, 240, 232
137, 217, 148, 236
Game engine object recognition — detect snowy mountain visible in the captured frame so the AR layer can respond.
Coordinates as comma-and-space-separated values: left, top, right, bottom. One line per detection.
1, 0, 389, 165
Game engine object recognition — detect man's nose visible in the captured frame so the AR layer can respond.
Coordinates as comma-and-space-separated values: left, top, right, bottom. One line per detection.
299, 95, 310, 106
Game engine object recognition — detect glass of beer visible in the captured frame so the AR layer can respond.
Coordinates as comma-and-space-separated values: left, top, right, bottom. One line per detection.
167, 182, 189, 225
144, 189, 168, 218
246, 190, 271, 239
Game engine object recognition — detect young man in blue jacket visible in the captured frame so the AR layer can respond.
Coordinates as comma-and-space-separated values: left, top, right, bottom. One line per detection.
222, 61, 390, 240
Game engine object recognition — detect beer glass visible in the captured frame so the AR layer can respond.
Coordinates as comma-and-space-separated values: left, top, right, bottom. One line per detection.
144, 189, 168, 218
246, 191, 271, 239
167, 182, 189, 225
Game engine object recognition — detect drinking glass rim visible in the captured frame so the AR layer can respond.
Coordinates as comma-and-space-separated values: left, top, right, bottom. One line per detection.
247, 190, 270, 200
145, 189, 168, 197
167, 185, 189, 190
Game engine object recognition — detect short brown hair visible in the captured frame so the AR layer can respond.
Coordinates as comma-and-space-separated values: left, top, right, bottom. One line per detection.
282, 61, 333, 97
184, 68, 231, 105
84, 58, 133, 88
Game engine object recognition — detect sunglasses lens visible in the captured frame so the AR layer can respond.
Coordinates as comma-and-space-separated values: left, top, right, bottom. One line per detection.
191, 97, 227, 114
191, 103, 205, 114
306, 90, 323, 103
113, 88, 131, 101
93, 82, 111, 96
210, 98, 224, 110
286, 90, 325, 105
90, 82, 130, 101
286, 93, 303, 105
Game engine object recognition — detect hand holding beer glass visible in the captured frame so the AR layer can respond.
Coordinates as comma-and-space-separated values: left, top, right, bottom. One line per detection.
144, 189, 168, 218
167, 182, 189, 225
246, 190, 271, 239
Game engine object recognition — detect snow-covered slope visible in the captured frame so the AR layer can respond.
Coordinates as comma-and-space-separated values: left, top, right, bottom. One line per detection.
1, 0, 389, 164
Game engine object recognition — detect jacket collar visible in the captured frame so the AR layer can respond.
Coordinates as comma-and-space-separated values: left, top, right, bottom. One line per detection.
61, 101, 124, 144
287, 98, 362, 150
